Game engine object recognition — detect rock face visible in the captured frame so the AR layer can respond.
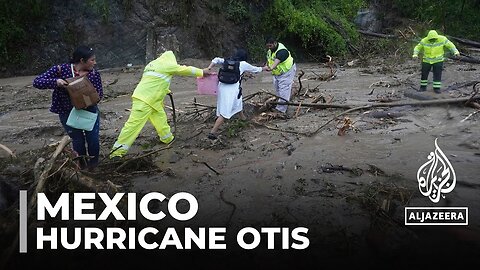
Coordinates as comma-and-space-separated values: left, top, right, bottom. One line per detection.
7, 0, 250, 76
354, 7, 382, 32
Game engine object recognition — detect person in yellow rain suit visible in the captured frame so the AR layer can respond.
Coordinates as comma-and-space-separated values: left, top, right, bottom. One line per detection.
110, 51, 212, 159
413, 30, 460, 93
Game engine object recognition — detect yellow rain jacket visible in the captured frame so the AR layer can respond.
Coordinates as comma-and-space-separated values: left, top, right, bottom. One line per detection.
110, 51, 204, 158
133, 51, 204, 111
413, 30, 459, 64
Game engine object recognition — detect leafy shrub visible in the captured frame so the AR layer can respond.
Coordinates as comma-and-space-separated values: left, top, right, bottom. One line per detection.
392, 0, 480, 40
260, 0, 365, 58
0, 0, 48, 67
226, 0, 248, 23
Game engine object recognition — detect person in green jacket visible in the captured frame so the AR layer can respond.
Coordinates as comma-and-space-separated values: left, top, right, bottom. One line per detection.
413, 30, 460, 93
110, 51, 212, 159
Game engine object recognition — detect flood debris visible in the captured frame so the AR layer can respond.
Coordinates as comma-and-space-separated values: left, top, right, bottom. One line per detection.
336, 117, 360, 136
0, 144, 16, 158
320, 163, 363, 176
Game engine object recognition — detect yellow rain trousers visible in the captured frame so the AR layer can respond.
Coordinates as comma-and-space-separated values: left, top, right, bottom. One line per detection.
110, 51, 203, 158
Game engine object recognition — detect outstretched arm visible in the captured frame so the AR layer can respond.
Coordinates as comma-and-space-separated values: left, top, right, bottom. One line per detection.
241, 62, 264, 74
208, 57, 224, 69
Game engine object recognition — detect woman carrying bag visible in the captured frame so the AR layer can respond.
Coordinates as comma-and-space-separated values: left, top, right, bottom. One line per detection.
33, 45, 103, 170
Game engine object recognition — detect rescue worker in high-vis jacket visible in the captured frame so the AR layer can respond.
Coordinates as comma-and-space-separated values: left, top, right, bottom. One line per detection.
110, 51, 212, 159
413, 30, 460, 93
265, 37, 296, 113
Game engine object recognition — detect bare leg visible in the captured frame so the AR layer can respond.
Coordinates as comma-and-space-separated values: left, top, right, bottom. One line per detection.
211, 116, 225, 134
239, 111, 247, 120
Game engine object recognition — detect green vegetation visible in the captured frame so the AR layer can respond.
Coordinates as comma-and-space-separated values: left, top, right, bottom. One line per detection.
2, 0, 480, 75
0, 0, 48, 67
392, 0, 480, 40
226, 0, 249, 23
87, 0, 110, 23
260, 0, 366, 57
226, 119, 249, 138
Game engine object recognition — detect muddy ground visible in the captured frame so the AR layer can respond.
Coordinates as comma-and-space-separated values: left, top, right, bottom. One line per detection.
1, 56, 480, 268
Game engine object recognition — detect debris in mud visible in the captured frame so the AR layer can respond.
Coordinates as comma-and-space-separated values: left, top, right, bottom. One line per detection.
336, 116, 360, 136
0, 143, 16, 158
366, 164, 388, 177
320, 163, 363, 176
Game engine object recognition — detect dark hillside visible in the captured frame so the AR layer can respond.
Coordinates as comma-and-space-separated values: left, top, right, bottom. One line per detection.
1, 0, 479, 77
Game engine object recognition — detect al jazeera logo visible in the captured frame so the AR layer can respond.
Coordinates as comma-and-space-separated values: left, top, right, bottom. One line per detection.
405, 138, 468, 225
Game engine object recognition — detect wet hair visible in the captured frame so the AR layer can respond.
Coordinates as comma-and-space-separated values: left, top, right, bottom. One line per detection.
70, 45, 95, 63
265, 36, 276, 44
233, 48, 248, 61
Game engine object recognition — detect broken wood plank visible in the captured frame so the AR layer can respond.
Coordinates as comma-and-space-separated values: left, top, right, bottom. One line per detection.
358, 30, 396, 39
30, 135, 71, 209
271, 96, 480, 110
453, 54, 480, 64
0, 144, 16, 158
447, 35, 480, 48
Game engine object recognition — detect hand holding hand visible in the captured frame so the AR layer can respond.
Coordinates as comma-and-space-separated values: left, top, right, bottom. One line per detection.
202, 68, 214, 76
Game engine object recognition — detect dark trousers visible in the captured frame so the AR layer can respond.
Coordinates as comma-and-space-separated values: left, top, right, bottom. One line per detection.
420, 61, 443, 91
59, 107, 100, 169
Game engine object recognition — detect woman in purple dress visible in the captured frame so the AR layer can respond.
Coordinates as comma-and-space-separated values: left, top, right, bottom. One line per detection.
33, 46, 103, 170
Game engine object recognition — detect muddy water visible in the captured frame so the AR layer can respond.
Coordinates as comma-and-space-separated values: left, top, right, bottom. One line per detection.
122, 61, 480, 226
1, 60, 479, 266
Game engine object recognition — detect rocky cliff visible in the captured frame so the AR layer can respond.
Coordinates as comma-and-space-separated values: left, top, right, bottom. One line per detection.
4, 0, 261, 77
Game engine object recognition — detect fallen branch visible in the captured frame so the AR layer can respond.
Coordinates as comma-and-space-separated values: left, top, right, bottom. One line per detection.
447, 35, 480, 48
444, 81, 479, 91
321, 163, 363, 176
164, 105, 185, 113
115, 143, 173, 172
270, 101, 351, 109
30, 135, 71, 209
464, 82, 480, 107
460, 110, 480, 122
242, 92, 263, 102
260, 90, 289, 102
1, 136, 71, 269
273, 96, 480, 109
358, 30, 396, 39
294, 101, 303, 118
251, 121, 308, 136
454, 54, 480, 64
192, 159, 220, 175
0, 143, 16, 158
188, 102, 216, 109
63, 167, 121, 193
297, 70, 305, 94
306, 105, 373, 137
184, 107, 211, 116
256, 95, 480, 137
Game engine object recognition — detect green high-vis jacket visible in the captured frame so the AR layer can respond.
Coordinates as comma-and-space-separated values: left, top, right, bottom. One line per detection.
413, 30, 459, 64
